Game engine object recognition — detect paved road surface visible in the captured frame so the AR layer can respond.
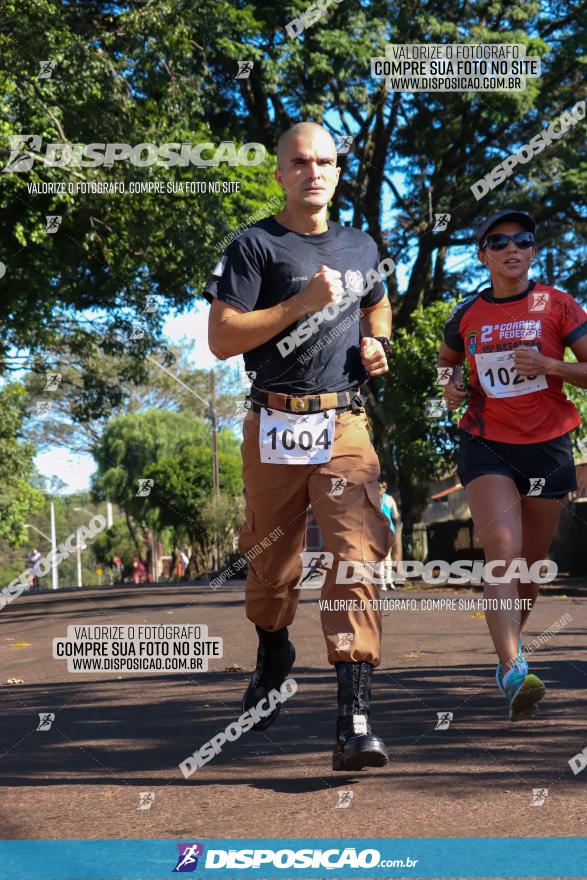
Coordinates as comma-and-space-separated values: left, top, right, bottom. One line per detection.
1, 584, 586, 863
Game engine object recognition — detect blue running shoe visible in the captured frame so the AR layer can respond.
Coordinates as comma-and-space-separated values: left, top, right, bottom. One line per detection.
503, 662, 545, 721
496, 636, 524, 694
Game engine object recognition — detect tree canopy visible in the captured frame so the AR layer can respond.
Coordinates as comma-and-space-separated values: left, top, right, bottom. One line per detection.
1, 0, 584, 536
91, 408, 242, 572
2, 0, 584, 366
0, 384, 44, 542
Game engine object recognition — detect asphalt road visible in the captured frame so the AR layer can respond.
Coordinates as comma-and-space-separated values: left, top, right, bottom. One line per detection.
1, 583, 586, 852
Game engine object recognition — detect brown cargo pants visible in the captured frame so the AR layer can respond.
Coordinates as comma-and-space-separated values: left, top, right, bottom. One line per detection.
238, 406, 393, 666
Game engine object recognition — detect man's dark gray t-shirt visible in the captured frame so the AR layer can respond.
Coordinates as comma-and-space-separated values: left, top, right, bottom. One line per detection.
202, 217, 386, 394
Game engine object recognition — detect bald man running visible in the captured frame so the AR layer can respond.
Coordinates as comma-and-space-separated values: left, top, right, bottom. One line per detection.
204, 122, 393, 771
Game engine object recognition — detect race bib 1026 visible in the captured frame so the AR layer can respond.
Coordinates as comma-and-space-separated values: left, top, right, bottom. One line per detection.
259, 408, 335, 464
475, 349, 548, 398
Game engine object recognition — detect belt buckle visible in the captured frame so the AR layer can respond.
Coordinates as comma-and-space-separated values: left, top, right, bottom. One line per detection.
289, 396, 309, 412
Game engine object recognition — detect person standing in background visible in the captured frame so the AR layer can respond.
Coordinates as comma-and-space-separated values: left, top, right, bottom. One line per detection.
379, 482, 401, 588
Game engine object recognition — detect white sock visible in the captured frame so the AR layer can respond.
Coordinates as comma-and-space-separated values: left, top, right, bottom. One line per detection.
503, 660, 528, 689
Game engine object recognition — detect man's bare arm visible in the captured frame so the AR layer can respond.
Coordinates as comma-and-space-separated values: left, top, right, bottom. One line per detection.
359, 297, 392, 340
208, 299, 308, 360
208, 265, 344, 359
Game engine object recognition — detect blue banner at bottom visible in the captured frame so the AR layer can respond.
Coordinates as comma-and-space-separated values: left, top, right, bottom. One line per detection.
1, 838, 586, 879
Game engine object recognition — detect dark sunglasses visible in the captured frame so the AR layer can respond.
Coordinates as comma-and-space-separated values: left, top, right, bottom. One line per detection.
482, 231, 535, 250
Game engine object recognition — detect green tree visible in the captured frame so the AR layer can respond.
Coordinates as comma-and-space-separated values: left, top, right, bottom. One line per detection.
3, 0, 584, 366
0, 384, 44, 544
0, 0, 280, 391
3, 0, 585, 537
91, 409, 240, 565
369, 301, 459, 526
92, 518, 143, 579
145, 444, 243, 576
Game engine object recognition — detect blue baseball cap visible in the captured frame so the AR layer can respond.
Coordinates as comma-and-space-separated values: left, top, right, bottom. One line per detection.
477, 209, 536, 245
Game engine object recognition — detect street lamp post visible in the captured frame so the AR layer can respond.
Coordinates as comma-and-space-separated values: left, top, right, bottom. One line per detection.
73, 506, 96, 586
23, 523, 51, 543
24, 510, 59, 591
49, 501, 58, 590
209, 371, 221, 573
150, 529, 157, 584
76, 528, 84, 588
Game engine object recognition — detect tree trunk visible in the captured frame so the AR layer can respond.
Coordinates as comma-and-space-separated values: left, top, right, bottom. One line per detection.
125, 509, 142, 556
397, 237, 433, 326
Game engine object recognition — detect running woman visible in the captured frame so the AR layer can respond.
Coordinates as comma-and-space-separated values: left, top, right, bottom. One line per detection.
437, 209, 587, 720
205, 122, 394, 769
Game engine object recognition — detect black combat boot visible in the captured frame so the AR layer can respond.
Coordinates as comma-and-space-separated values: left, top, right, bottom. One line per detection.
242, 625, 296, 731
332, 661, 388, 771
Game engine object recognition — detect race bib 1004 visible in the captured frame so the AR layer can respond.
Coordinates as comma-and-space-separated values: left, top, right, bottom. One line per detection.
259, 408, 335, 464
475, 349, 548, 398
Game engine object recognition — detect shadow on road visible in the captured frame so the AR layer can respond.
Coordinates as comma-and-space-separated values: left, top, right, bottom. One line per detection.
1, 660, 585, 793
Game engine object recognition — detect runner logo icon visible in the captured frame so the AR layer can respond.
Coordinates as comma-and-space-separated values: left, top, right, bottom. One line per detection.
529, 292, 549, 312
295, 552, 334, 589
336, 632, 354, 651
527, 478, 546, 497
434, 711, 453, 730
433, 213, 451, 231
335, 135, 354, 154
235, 61, 253, 79
336, 790, 354, 808
329, 477, 347, 496
36, 713, 55, 731
173, 843, 204, 872
436, 366, 453, 385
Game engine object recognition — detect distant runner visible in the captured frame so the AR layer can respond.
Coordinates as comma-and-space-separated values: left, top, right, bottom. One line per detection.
379, 481, 400, 588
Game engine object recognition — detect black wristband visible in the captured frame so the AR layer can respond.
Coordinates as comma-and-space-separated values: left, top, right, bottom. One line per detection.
374, 336, 392, 358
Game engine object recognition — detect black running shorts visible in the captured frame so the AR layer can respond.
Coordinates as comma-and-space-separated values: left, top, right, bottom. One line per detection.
457, 430, 577, 498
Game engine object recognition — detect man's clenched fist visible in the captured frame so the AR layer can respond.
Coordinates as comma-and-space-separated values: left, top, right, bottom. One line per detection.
298, 264, 344, 313
361, 337, 388, 376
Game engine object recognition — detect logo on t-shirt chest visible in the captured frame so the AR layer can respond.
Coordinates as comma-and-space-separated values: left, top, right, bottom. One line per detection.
471, 318, 543, 353
344, 269, 364, 293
